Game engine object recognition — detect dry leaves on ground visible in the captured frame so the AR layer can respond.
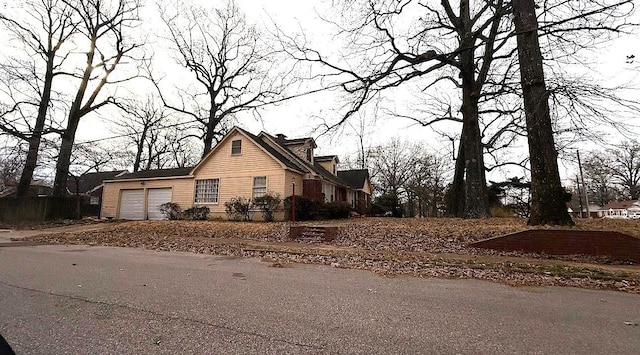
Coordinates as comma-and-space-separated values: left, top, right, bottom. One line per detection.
25, 218, 640, 293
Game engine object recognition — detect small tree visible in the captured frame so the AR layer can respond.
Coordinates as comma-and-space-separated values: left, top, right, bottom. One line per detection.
253, 193, 282, 222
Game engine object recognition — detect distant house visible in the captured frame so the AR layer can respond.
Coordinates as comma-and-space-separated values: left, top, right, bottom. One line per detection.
101, 127, 371, 220
66, 171, 128, 213
599, 200, 640, 219
568, 203, 602, 219
337, 169, 372, 212
0, 180, 53, 198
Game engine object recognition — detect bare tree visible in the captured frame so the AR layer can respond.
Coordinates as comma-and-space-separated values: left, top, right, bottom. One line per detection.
0, 142, 25, 188
582, 152, 619, 206
406, 152, 450, 217
113, 95, 169, 172
111, 95, 200, 171
279, 0, 515, 218
1, 0, 77, 196
51, 0, 145, 196
278, 0, 635, 223
156, 0, 286, 156
607, 141, 640, 200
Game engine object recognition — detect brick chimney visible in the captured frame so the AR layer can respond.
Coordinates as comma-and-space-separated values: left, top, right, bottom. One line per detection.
275, 134, 287, 143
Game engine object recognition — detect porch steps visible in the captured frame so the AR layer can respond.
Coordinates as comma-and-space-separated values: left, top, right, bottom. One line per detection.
289, 225, 340, 242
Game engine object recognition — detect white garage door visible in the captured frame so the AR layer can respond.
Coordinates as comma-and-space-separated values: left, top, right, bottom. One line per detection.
147, 188, 173, 220
119, 189, 144, 220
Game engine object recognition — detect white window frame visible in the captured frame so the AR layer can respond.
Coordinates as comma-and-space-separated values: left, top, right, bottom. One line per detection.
194, 179, 220, 203
252, 176, 267, 199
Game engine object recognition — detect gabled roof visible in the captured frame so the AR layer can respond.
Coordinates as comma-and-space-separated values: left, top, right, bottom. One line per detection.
337, 169, 369, 190
257, 131, 349, 187
114, 167, 193, 180
601, 200, 639, 210
238, 128, 305, 173
67, 170, 127, 193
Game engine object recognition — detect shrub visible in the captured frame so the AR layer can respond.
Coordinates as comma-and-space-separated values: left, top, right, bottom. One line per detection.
325, 201, 352, 219
283, 196, 352, 221
183, 205, 210, 220
159, 202, 182, 220
284, 195, 323, 221
224, 197, 254, 221
253, 192, 282, 222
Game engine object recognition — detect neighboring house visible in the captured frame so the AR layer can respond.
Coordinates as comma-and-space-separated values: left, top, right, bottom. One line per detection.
599, 200, 640, 219
0, 180, 53, 198
567, 203, 602, 218
66, 170, 128, 212
337, 169, 372, 212
101, 127, 372, 220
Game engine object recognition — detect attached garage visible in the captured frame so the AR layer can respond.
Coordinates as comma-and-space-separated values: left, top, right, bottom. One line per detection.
118, 189, 144, 220
101, 167, 195, 220
147, 188, 172, 220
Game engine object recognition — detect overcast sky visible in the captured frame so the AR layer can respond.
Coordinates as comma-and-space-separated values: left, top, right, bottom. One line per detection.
3, 0, 639, 183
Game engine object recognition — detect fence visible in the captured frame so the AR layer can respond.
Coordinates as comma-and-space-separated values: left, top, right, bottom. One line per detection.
0, 197, 77, 221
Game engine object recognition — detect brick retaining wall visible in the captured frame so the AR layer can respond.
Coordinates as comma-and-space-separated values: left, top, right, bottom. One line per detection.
470, 230, 640, 263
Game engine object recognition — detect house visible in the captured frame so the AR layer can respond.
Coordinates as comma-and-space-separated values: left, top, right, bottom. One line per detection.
337, 169, 372, 212
568, 203, 602, 218
101, 127, 372, 220
66, 170, 128, 216
600, 200, 640, 219
0, 179, 53, 198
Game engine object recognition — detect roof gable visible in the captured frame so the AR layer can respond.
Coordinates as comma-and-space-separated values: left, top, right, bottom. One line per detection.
337, 169, 370, 190
192, 127, 305, 175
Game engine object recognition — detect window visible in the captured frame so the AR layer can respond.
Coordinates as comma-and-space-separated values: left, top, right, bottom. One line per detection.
306, 148, 312, 162
195, 179, 219, 203
231, 140, 242, 155
253, 176, 267, 198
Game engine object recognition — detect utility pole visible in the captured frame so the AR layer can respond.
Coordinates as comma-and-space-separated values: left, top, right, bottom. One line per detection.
575, 175, 584, 218
577, 150, 590, 218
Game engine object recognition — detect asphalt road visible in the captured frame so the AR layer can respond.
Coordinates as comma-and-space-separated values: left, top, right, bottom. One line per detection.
1, 244, 639, 354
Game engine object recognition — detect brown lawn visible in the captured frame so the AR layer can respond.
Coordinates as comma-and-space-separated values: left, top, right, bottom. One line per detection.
24, 217, 640, 293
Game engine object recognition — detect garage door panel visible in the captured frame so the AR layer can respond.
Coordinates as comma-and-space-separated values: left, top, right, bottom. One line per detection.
119, 189, 144, 220
147, 188, 173, 220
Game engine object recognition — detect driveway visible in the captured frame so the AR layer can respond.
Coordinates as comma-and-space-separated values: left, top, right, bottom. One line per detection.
1, 244, 639, 354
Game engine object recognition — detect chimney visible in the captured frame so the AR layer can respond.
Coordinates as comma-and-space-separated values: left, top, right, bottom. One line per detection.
275, 134, 287, 143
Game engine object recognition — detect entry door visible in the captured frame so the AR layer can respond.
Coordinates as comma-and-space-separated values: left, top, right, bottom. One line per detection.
119, 189, 144, 220
147, 188, 173, 220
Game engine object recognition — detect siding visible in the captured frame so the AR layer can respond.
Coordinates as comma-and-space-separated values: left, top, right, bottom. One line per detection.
101, 177, 194, 219
193, 133, 291, 217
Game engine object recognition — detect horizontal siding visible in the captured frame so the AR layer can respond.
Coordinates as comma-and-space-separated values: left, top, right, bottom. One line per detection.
101, 178, 194, 219
194, 133, 294, 216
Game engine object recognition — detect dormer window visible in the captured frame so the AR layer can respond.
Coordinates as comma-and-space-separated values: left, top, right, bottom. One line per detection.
306, 148, 313, 162
231, 140, 242, 155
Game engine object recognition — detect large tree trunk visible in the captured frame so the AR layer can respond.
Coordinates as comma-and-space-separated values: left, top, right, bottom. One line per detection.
448, 134, 466, 217
460, 86, 490, 218
52, 112, 80, 196
512, 0, 574, 226
17, 56, 55, 197
457, 0, 490, 218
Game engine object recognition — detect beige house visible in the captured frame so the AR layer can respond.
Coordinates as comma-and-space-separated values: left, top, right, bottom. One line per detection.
101, 127, 371, 220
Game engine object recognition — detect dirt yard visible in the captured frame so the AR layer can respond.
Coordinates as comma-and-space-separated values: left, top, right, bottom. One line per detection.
23, 217, 640, 293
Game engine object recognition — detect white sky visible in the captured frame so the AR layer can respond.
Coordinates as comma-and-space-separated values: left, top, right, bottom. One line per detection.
3, 0, 640, 185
